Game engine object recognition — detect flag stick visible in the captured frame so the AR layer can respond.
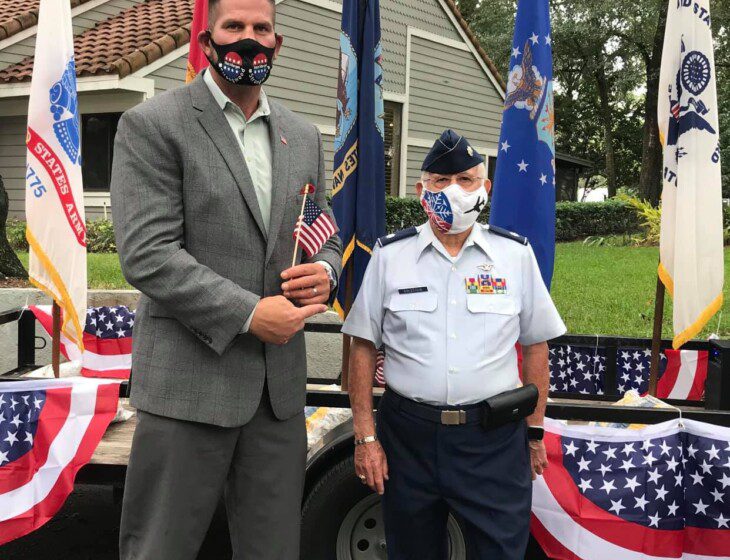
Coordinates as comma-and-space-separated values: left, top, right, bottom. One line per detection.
648, 274, 666, 396
52, 302, 60, 379
341, 334, 351, 391
340, 265, 354, 391
291, 185, 312, 268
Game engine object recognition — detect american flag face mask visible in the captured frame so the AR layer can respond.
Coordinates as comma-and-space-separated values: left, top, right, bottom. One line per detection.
205, 35, 275, 86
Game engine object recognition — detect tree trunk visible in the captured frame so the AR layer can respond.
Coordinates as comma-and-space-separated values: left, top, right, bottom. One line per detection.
0, 175, 28, 279
595, 66, 618, 197
638, 0, 668, 205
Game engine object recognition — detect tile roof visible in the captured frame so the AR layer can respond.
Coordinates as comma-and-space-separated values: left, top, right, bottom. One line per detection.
0, 0, 505, 93
0, 0, 94, 41
0, 0, 194, 83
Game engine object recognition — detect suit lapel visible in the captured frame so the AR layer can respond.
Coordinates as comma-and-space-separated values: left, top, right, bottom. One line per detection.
265, 102, 291, 263
189, 75, 267, 239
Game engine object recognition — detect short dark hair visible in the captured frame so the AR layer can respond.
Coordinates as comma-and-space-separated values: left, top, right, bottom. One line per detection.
208, 0, 276, 25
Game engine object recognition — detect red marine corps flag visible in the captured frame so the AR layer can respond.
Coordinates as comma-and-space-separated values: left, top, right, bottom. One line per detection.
186, 0, 210, 82
25, 0, 87, 352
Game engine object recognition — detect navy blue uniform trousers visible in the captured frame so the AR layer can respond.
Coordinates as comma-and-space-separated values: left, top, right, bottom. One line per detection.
377, 390, 532, 560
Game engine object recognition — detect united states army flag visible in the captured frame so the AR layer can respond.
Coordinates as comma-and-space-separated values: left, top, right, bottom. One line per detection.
25, 0, 87, 351
658, 0, 723, 349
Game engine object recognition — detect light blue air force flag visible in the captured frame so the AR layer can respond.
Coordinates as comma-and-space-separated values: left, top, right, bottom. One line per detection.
489, 0, 555, 289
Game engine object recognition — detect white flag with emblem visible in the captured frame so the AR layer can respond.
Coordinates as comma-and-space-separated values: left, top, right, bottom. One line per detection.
657, 0, 723, 349
25, 0, 87, 351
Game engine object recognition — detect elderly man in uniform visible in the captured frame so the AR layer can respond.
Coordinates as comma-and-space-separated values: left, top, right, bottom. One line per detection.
342, 129, 566, 559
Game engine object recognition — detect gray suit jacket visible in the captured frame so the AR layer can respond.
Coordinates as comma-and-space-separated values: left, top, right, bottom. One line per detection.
110, 75, 342, 427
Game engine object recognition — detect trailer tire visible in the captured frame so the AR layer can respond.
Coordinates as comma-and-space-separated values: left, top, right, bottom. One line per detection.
301, 455, 468, 560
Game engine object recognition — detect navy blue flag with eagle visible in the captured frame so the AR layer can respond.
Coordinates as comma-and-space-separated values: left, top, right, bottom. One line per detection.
490, 0, 556, 289
331, 0, 386, 319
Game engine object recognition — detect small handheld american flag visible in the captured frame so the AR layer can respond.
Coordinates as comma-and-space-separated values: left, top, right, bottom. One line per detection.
292, 196, 337, 260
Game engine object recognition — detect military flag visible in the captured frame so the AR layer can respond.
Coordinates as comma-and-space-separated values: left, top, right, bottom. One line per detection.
25, 0, 87, 352
331, 0, 386, 318
489, 0, 556, 289
186, 0, 209, 83
657, 0, 723, 349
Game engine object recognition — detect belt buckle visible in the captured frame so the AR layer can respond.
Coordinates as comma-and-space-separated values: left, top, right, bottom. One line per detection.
441, 410, 466, 425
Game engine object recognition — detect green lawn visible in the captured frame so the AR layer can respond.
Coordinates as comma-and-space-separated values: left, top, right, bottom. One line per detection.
551, 243, 730, 339
16, 252, 132, 290
15, 245, 730, 339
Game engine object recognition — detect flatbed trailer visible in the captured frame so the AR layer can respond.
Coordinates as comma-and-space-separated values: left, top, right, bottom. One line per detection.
3, 306, 730, 559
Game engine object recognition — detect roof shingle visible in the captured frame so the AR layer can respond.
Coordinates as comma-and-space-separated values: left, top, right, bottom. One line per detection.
0, 0, 194, 83
0, 0, 95, 41
0, 0, 504, 93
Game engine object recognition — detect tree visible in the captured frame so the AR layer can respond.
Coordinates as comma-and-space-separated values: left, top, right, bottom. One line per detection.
712, 0, 730, 197
458, 0, 730, 204
0, 175, 27, 279
613, 0, 667, 204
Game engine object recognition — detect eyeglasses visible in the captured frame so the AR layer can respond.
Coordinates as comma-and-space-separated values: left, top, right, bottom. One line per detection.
423, 175, 485, 189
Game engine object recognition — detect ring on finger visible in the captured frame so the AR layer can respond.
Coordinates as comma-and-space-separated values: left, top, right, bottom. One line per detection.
312, 286, 318, 296
358, 474, 366, 481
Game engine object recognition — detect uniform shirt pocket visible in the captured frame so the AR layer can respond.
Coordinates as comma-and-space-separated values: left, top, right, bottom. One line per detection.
465, 295, 519, 357
384, 292, 438, 358
466, 296, 517, 316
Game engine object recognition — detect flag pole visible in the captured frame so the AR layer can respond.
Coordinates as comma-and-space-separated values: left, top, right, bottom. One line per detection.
648, 273, 666, 396
340, 267, 354, 391
52, 302, 60, 379
291, 184, 312, 268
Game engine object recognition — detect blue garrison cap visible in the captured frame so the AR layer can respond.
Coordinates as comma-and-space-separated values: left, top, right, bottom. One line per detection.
421, 129, 485, 174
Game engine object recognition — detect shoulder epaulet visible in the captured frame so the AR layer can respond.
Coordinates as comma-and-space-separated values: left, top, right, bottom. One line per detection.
377, 227, 418, 247
485, 224, 528, 245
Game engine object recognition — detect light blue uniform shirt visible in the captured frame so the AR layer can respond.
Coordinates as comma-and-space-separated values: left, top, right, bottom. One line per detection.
342, 222, 566, 406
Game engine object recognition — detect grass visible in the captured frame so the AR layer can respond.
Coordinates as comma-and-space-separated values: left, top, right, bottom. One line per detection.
16, 252, 132, 290
552, 243, 730, 339
14, 245, 730, 340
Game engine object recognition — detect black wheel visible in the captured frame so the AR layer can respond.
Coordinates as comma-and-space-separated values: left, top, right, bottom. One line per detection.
301, 455, 467, 560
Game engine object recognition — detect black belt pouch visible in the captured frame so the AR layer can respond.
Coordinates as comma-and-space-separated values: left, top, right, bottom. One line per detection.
481, 384, 539, 430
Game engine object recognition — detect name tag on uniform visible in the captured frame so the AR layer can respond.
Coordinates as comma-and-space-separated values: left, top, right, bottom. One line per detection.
398, 286, 428, 294
465, 275, 507, 295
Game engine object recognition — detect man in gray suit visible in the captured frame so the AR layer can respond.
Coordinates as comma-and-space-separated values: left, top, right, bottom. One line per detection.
110, 0, 342, 557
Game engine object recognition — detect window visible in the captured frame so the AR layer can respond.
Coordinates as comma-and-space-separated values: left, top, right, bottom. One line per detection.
81, 113, 122, 191
383, 101, 402, 196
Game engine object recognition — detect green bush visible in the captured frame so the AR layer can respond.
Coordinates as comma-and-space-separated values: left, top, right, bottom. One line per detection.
5, 219, 117, 253
85, 219, 117, 253
384, 197, 642, 241
385, 197, 430, 230
6, 219, 28, 251
553, 200, 642, 241
7, 199, 727, 252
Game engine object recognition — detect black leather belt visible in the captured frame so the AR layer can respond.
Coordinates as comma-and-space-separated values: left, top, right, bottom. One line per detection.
384, 390, 484, 425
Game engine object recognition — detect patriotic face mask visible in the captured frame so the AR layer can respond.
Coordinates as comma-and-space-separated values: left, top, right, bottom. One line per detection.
206, 35, 276, 86
420, 183, 488, 234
